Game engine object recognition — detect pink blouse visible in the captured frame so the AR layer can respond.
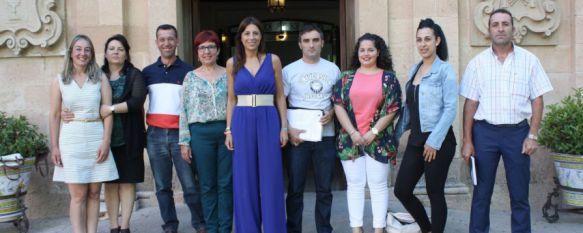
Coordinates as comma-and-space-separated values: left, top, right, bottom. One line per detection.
349, 71, 383, 134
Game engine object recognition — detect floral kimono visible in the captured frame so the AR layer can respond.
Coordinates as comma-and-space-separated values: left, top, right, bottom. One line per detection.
331, 70, 402, 165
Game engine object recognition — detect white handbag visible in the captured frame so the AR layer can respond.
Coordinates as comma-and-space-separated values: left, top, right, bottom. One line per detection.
386, 212, 422, 233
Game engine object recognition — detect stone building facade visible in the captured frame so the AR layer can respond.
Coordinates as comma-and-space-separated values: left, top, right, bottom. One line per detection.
1, 0, 582, 219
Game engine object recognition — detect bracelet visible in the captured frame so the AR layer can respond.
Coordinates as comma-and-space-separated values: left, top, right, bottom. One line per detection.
349, 130, 358, 135
225, 126, 231, 131
224, 131, 232, 135
281, 127, 288, 132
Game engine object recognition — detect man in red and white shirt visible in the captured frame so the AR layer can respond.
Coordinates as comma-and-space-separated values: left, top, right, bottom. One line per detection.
460, 9, 553, 233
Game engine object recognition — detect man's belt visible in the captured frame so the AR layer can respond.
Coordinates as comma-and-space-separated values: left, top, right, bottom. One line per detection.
237, 94, 274, 107
476, 119, 528, 128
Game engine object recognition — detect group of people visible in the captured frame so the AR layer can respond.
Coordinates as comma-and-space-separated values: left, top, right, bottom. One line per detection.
48, 8, 552, 233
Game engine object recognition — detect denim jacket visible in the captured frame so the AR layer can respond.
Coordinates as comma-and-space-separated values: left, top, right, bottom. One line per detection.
395, 57, 458, 150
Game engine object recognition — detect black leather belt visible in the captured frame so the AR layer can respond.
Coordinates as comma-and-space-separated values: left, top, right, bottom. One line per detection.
476, 119, 528, 128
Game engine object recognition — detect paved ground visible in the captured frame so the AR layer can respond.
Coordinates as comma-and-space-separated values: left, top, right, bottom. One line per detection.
1, 191, 581, 233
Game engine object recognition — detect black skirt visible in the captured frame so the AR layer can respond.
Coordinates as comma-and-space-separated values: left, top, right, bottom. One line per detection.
107, 145, 145, 183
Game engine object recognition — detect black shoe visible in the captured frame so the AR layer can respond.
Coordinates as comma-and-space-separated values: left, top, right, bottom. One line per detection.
120, 229, 130, 233
110, 227, 120, 233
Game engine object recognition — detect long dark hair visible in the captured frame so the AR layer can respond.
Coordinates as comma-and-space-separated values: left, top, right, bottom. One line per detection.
102, 34, 134, 78
233, 16, 265, 75
350, 33, 394, 72
417, 18, 448, 61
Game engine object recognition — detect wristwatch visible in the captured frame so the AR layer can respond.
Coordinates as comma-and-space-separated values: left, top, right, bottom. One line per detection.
527, 133, 538, 141
109, 105, 115, 113
371, 127, 379, 136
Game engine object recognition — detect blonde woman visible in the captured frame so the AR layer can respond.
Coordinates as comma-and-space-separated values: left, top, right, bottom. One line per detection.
49, 34, 118, 233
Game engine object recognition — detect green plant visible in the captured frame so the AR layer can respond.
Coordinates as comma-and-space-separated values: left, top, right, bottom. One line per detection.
538, 88, 583, 154
0, 111, 49, 158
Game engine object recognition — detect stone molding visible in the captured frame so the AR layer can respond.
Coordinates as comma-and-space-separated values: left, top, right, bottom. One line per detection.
471, 0, 561, 46
0, 0, 64, 56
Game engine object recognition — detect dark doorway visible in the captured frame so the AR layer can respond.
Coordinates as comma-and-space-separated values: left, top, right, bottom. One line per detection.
188, 0, 346, 191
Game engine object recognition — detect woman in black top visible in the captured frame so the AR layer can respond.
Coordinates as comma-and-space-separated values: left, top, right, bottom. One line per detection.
100, 34, 147, 233
394, 19, 458, 233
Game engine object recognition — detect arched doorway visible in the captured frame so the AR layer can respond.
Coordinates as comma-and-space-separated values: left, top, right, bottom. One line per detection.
179, 0, 355, 190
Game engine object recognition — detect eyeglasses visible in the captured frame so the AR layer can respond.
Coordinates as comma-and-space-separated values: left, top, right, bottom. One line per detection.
198, 45, 218, 51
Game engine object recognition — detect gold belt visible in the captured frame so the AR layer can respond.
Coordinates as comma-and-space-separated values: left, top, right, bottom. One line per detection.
237, 94, 274, 107
70, 118, 101, 123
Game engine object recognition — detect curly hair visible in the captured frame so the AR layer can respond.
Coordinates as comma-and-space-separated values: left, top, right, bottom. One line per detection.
350, 33, 393, 72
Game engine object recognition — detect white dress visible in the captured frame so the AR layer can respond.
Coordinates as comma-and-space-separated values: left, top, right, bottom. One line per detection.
52, 76, 119, 183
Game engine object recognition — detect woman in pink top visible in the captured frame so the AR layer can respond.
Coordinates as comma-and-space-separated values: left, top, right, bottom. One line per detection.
332, 33, 402, 233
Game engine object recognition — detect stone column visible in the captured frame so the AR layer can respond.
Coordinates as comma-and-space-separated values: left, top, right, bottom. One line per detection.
576, 0, 583, 89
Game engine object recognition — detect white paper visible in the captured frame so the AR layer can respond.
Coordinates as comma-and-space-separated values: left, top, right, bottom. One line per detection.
470, 156, 478, 186
287, 109, 323, 142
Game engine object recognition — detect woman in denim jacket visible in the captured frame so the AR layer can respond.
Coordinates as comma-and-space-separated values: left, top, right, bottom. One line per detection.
394, 18, 458, 233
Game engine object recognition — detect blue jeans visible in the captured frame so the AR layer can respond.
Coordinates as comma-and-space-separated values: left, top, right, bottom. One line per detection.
469, 121, 530, 233
146, 126, 205, 232
285, 136, 336, 233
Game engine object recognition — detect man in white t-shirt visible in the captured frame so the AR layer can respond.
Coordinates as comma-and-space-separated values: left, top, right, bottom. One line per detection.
283, 24, 341, 233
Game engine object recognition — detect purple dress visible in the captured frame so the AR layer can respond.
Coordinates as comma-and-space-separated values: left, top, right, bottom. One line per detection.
231, 53, 287, 233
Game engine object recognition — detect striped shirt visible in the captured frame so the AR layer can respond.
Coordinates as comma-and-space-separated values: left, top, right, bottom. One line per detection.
142, 57, 194, 129
460, 45, 553, 125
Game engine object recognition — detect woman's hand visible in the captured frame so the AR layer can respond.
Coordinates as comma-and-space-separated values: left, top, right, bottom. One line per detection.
51, 147, 63, 167
362, 131, 376, 146
225, 134, 234, 151
423, 144, 437, 162
280, 130, 289, 147
180, 145, 192, 164
96, 142, 109, 163
100, 105, 113, 118
61, 109, 75, 123
350, 131, 365, 146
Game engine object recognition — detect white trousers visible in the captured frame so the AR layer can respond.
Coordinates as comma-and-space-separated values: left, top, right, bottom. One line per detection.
341, 155, 389, 228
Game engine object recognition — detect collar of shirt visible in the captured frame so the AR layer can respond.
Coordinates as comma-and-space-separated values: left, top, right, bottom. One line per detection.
154, 56, 185, 69
407, 57, 445, 81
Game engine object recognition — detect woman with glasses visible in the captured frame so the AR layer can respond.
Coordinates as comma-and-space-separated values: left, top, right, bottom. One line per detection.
179, 30, 232, 233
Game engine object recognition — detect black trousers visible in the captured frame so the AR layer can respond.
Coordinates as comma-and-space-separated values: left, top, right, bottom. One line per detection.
394, 136, 456, 233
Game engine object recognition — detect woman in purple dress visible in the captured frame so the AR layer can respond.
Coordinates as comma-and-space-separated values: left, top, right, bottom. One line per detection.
224, 16, 288, 233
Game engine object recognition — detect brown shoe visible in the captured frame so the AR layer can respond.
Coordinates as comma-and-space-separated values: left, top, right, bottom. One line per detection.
197, 228, 207, 233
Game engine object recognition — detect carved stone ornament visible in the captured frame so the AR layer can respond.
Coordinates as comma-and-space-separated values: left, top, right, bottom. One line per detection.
0, 0, 64, 56
472, 0, 561, 45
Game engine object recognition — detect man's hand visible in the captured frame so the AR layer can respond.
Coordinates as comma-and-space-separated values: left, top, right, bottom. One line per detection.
522, 138, 538, 156
180, 145, 192, 164
320, 110, 334, 125
61, 108, 74, 123
423, 144, 437, 162
288, 128, 305, 146
461, 140, 474, 164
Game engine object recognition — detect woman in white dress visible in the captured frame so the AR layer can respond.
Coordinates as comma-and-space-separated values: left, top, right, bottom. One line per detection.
49, 34, 119, 233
